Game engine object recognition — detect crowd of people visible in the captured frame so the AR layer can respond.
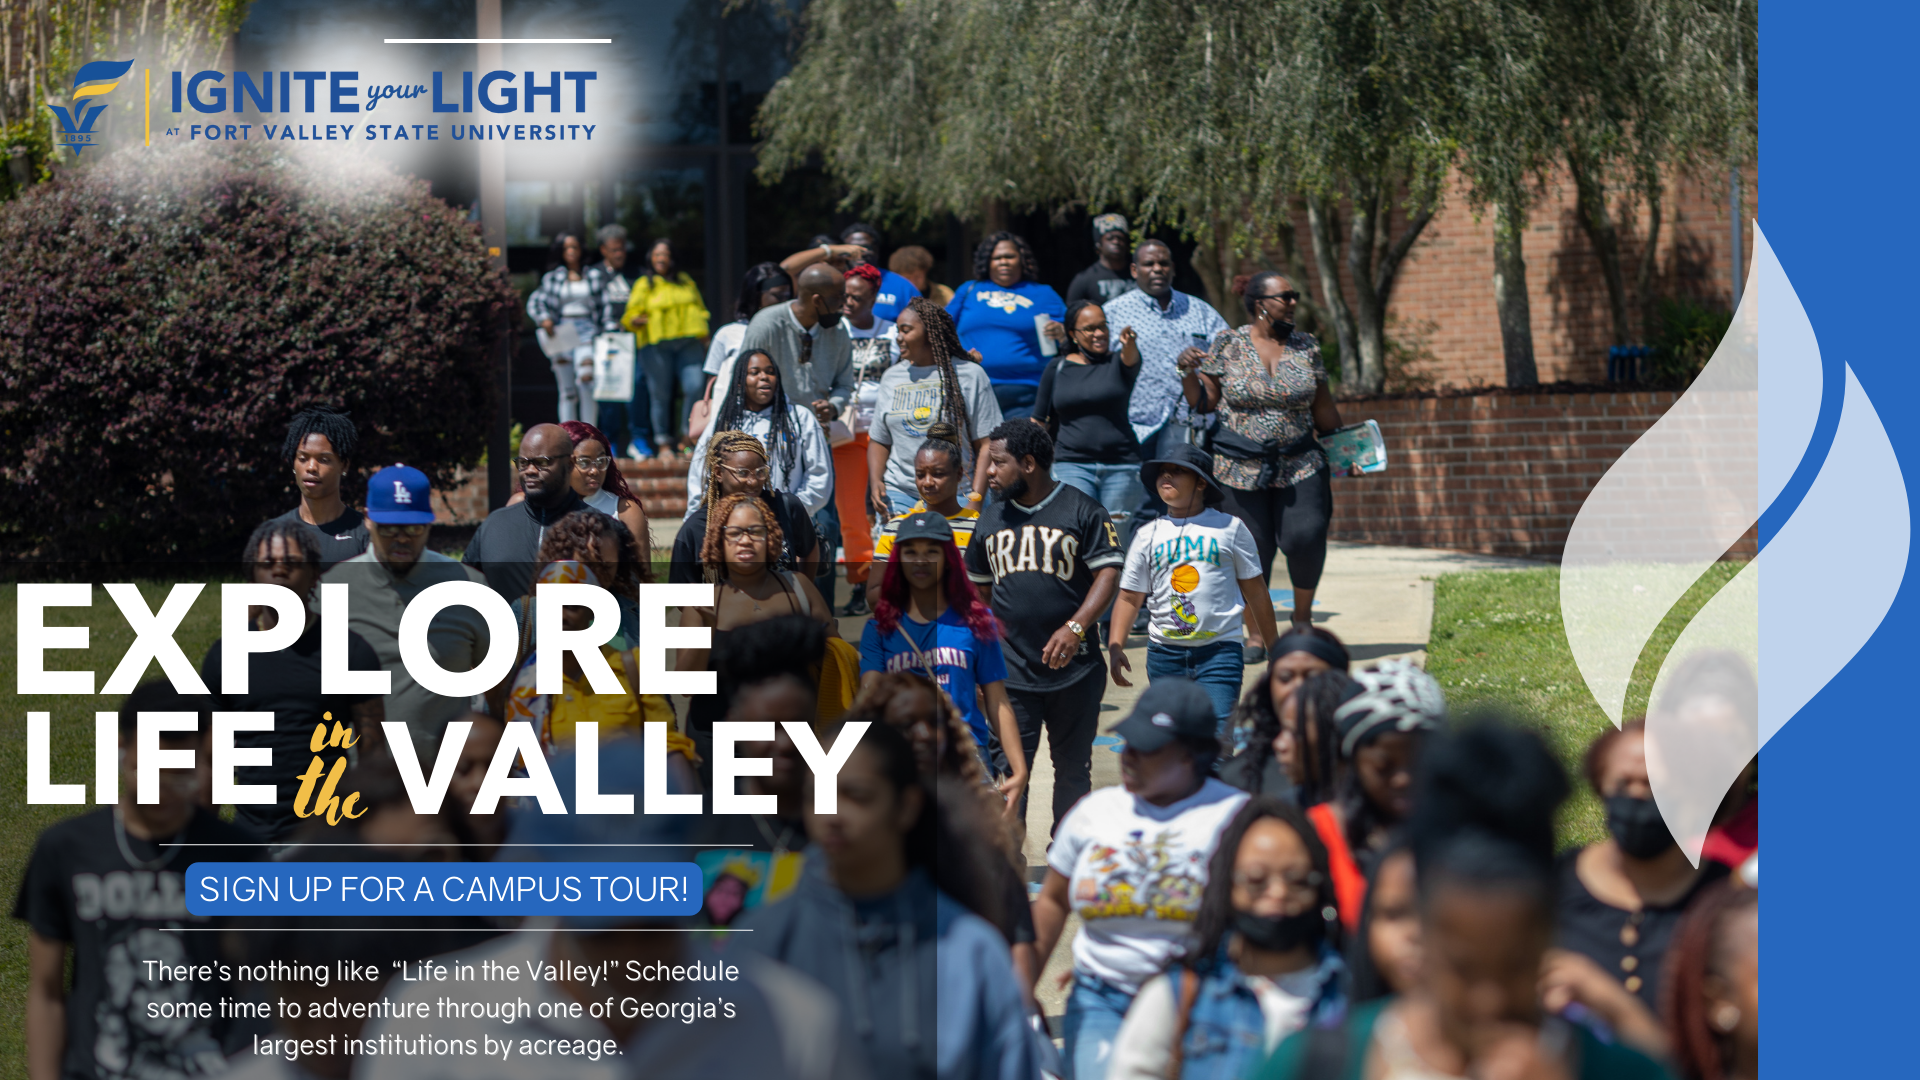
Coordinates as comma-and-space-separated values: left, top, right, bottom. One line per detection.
13, 220, 1760, 1080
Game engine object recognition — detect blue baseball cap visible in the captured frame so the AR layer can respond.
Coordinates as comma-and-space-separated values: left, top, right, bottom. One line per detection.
365, 464, 436, 524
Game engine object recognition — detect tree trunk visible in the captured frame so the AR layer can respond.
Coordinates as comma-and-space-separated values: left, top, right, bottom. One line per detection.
1346, 180, 1388, 396
1634, 174, 1664, 343
1569, 150, 1631, 348
1191, 210, 1244, 328
1306, 198, 1360, 394
1263, 211, 1323, 339
1493, 200, 1538, 387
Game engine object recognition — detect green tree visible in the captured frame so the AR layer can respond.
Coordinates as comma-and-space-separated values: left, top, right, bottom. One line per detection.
2, 0, 251, 198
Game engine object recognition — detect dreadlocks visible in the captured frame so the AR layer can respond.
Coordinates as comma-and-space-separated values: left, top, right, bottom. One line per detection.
241, 516, 320, 567
701, 491, 784, 585
713, 349, 799, 483
282, 405, 358, 467
905, 297, 975, 450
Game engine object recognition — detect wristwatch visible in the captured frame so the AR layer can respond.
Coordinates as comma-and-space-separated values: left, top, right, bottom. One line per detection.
1066, 620, 1087, 640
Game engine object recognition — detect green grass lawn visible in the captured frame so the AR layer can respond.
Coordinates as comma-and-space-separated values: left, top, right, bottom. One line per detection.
1424, 562, 1743, 850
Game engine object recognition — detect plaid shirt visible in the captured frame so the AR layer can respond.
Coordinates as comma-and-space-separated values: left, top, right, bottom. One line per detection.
1104, 288, 1230, 443
525, 264, 618, 327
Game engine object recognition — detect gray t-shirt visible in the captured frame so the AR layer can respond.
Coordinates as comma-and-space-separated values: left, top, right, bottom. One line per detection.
869, 360, 1003, 495
736, 301, 854, 409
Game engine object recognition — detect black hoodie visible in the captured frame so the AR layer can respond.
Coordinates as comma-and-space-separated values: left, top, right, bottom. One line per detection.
463, 488, 593, 602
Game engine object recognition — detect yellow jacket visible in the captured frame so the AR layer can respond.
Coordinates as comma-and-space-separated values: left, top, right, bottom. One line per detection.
622, 272, 710, 346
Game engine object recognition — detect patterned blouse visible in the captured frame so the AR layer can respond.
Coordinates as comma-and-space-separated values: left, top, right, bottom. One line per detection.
1199, 326, 1328, 490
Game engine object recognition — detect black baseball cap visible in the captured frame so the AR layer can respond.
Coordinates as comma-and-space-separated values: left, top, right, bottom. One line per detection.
893, 511, 954, 545
1113, 678, 1219, 753
1139, 444, 1225, 507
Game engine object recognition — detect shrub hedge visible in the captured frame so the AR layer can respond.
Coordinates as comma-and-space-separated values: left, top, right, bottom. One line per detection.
0, 143, 514, 563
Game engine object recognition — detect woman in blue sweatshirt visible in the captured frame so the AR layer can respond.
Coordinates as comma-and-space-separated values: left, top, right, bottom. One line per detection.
947, 231, 1067, 421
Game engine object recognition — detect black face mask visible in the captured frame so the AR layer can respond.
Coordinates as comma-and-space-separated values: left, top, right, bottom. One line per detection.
1605, 794, 1677, 859
1233, 907, 1323, 953
1271, 319, 1295, 339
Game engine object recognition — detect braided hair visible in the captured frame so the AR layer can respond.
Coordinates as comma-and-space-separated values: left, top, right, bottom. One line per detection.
714, 349, 799, 483
241, 516, 320, 568
701, 491, 784, 584
971, 231, 1042, 284
904, 297, 975, 450
704, 429, 771, 506
282, 406, 359, 468
557, 420, 639, 505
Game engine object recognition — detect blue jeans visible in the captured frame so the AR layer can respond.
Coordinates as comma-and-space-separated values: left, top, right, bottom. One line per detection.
640, 335, 707, 444
992, 382, 1038, 422
1053, 460, 1144, 523
1146, 639, 1245, 738
886, 485, 919, 516
1063, 973, 1135, 1080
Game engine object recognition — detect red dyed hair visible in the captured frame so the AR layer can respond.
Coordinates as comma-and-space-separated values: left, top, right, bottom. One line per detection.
871, 537, 998, 642
845, 262, 884, 287
1660, 879, 1757, 1080
559, 420, 639, 504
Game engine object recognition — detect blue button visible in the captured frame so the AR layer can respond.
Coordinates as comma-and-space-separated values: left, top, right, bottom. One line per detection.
185, 862, 703, 917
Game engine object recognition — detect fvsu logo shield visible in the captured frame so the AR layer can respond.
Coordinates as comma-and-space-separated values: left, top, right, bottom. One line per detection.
49, 59, 134, 153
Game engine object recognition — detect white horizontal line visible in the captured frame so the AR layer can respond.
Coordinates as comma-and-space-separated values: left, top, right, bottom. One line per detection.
384, 38, 612, 44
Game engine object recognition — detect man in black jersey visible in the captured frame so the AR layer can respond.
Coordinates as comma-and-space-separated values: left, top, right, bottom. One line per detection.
965, 421, 1123, 837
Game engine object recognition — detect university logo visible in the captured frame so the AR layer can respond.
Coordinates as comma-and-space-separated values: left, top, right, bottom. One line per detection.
49, 58, 134, 153
1560, 223, 1909, 862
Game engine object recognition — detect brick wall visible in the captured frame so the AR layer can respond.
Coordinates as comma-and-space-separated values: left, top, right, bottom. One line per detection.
1273, 164, 1756, 389
1330, 390, 1756, 559
437, 399, 1764, 562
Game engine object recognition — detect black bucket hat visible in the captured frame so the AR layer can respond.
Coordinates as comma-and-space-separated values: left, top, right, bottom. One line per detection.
1139, 443, 1225, 507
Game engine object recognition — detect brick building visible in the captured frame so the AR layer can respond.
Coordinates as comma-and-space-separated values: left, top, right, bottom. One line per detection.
1286, 164, 1756, 389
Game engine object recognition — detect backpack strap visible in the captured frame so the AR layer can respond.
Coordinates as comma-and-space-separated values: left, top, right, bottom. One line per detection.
1165, 967, 1203, 1079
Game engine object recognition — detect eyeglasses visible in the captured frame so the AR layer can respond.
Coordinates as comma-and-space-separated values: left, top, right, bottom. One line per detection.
1231, 869, 1323, 901
720, 464, 773, 483
575, 455, 612, 470
1248, 290, 1301, 304
722, 526, 770, 542
512, 454, 573, 470
374, 524, 429, 538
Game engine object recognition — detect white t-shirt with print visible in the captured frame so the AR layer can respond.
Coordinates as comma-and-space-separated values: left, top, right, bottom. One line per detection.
1047, 779, 1249, 992
1120, 508, 1264, 647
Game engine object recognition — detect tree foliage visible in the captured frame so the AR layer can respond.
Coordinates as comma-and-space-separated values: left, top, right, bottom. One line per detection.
0, 143, 516, 563
754, 0, 1754, 393
2, 0, 253, 198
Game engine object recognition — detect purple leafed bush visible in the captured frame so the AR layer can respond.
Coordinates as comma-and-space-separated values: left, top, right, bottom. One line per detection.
0, 143, 515, 563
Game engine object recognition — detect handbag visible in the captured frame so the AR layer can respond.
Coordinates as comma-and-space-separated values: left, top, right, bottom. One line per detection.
686, 382, 715, 442
1211, 425, 1321, 489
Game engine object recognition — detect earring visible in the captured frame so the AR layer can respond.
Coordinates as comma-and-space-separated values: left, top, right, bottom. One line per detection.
1710, 1002, 1742, 1033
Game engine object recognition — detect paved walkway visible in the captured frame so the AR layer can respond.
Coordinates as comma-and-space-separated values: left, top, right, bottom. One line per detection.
650, 519, 1537, 1020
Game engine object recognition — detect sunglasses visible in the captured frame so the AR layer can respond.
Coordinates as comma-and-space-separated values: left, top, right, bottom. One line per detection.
512, 454, 572, 470
374, 523, 429, 538
1249, 290, 1301, 304
720, 463, 772, 483
575, 455, 612, 470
